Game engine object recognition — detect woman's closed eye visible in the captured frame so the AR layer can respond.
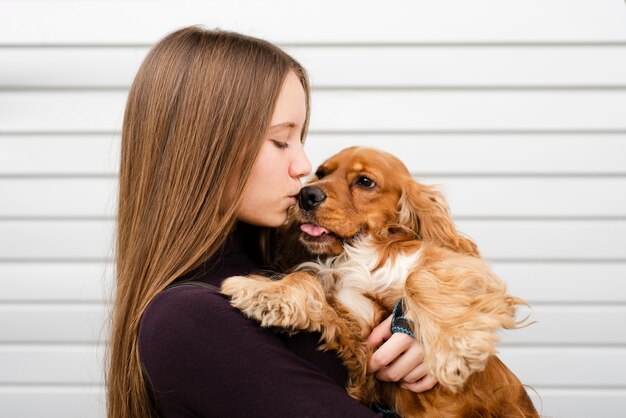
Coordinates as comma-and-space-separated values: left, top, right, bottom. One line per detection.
271, 140, 289, 150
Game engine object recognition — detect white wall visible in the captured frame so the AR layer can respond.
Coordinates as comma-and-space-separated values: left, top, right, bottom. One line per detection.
1, 1, 626, 417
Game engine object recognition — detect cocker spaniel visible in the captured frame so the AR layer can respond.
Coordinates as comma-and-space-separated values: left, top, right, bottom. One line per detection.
222, 146, 538, 417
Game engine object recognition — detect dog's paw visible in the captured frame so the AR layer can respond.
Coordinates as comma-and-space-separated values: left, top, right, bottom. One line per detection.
221, 275, 302, 329
221, 275, 275, 323
430, 333, 494, 393
432, 350, 472, 393
221, 275, 269, 297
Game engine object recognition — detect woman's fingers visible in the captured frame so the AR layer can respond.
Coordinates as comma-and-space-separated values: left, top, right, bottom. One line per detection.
365, 314, 393, 351
400, 374, 439, 393
374, 340, 424, 382
400, 362, 428, 383
365, 311, 438, 393
367, 331, 414, 374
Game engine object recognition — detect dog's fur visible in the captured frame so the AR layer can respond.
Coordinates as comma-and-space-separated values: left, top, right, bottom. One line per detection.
222, 146, 539, 417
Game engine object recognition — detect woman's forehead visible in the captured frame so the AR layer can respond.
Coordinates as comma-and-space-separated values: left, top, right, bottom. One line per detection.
271, 71, 306, 127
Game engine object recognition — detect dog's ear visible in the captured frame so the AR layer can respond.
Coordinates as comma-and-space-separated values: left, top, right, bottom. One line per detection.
397, 180, 479, 256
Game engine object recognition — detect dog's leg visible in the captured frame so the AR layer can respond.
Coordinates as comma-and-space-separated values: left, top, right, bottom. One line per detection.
221, 272, 331, 332
403, 254, 524, 393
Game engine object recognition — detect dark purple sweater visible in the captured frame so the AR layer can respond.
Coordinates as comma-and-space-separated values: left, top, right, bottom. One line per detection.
138, 223, 382, 417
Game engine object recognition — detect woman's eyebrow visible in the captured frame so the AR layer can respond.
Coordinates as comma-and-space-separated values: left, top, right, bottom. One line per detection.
269, 122, 297, 130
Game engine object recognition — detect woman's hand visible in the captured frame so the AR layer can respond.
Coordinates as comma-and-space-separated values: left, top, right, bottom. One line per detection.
365, 314, 438, 393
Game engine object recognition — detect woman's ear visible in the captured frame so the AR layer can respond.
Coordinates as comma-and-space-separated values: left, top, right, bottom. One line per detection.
397, 180, 479, 256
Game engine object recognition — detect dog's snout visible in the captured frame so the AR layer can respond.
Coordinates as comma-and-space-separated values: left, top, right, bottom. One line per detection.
299, 186, 327, 211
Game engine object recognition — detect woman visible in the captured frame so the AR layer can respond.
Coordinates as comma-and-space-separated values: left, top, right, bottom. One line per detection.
106, 26, 436, 418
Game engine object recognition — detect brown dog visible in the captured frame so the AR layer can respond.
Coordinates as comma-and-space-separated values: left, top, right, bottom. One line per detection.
222, 146, 538, 417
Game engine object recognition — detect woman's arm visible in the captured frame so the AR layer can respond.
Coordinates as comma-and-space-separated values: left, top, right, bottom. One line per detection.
138, 286, 382, 418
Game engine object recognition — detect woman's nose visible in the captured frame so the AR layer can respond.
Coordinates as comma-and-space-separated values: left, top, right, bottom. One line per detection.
290, 147, 312, 179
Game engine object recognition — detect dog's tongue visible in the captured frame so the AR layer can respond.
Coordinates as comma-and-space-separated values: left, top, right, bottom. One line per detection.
300, 223, 329, 237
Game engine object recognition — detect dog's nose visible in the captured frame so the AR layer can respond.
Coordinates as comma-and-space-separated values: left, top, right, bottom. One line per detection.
299, 186, 327, 211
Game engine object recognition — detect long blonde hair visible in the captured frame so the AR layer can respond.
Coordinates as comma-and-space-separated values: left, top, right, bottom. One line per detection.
106, 26, 310, 418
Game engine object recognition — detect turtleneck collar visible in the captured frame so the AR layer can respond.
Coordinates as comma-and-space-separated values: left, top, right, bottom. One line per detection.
175, 222, 263, 287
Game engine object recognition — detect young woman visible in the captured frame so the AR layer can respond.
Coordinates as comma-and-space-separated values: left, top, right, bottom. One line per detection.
106, 26, 437, 418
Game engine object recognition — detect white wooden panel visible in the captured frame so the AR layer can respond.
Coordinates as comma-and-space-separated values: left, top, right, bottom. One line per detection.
1, 0, 625, 44
0, 92, 126, 133
0, 345, 105, 384
311, 91, 626, 131
457, 220, 626, 260
2, 345, 624, 386
1, 220, 625, 260
0, 221, 115, 260
527, 389, 626, 418
1, 262, 624, 304
0, 135, 119, 175
306, 135, 626, 175
0, 304, 108, 343
3, 177, 625, 217
2, 91, 626, 133
494, 263, 626, 304
500, 306, 626, 345
0, 387, 104, 418
2, 303, 622, 345
0, 263, 113, 302
499, 347, 626, 387
4, 46, 626, 88
0, 179, 117, 217
0, 47, 147, 88
2, 135, 626, 175
433, 178, 626, 218
295, 46, 626, 87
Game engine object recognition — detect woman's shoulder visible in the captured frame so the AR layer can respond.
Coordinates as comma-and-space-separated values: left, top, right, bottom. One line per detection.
149, 282, 228, 310
139, 284, 235, 338
137, 283, 273, 378
138, 281, 283, 353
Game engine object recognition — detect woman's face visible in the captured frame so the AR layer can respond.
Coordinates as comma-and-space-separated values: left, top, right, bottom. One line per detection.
237, 71, 312, 227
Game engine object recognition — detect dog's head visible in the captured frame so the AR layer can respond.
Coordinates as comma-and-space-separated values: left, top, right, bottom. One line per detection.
294, 146, 478, 257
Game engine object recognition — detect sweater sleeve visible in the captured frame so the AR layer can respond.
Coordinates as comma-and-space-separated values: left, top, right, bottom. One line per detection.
138, 286, 382, 418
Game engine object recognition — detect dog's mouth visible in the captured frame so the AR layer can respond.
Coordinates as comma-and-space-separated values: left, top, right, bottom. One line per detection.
299, 223, 340, 243
299, 222, 364, 246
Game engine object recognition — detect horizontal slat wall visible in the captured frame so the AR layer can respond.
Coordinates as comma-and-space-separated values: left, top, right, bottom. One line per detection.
2, 220, 625, 260
2, 91, 626, 132
2, 345, 626, 417
2, 345, 626, 387
0, 263, 113, 302
1, 1, 626, 417
1, 0, 626, 44
3, 304, 626, 345
2, 262, 626, 304
2, 134, 626, 175
3, 177, 626, 217
4, 46, 626, 88
3, 388, 625, 418
0, 388, 105, 418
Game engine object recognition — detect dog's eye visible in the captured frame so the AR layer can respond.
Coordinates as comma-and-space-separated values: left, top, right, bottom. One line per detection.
356, 176, 375, 188
315, 170, 325, 179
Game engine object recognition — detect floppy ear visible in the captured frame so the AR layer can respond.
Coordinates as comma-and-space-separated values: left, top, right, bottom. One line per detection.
397, 180, 479, 256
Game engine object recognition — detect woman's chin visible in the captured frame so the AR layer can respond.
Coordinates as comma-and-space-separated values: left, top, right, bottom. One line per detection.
241, 213, 288, 228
